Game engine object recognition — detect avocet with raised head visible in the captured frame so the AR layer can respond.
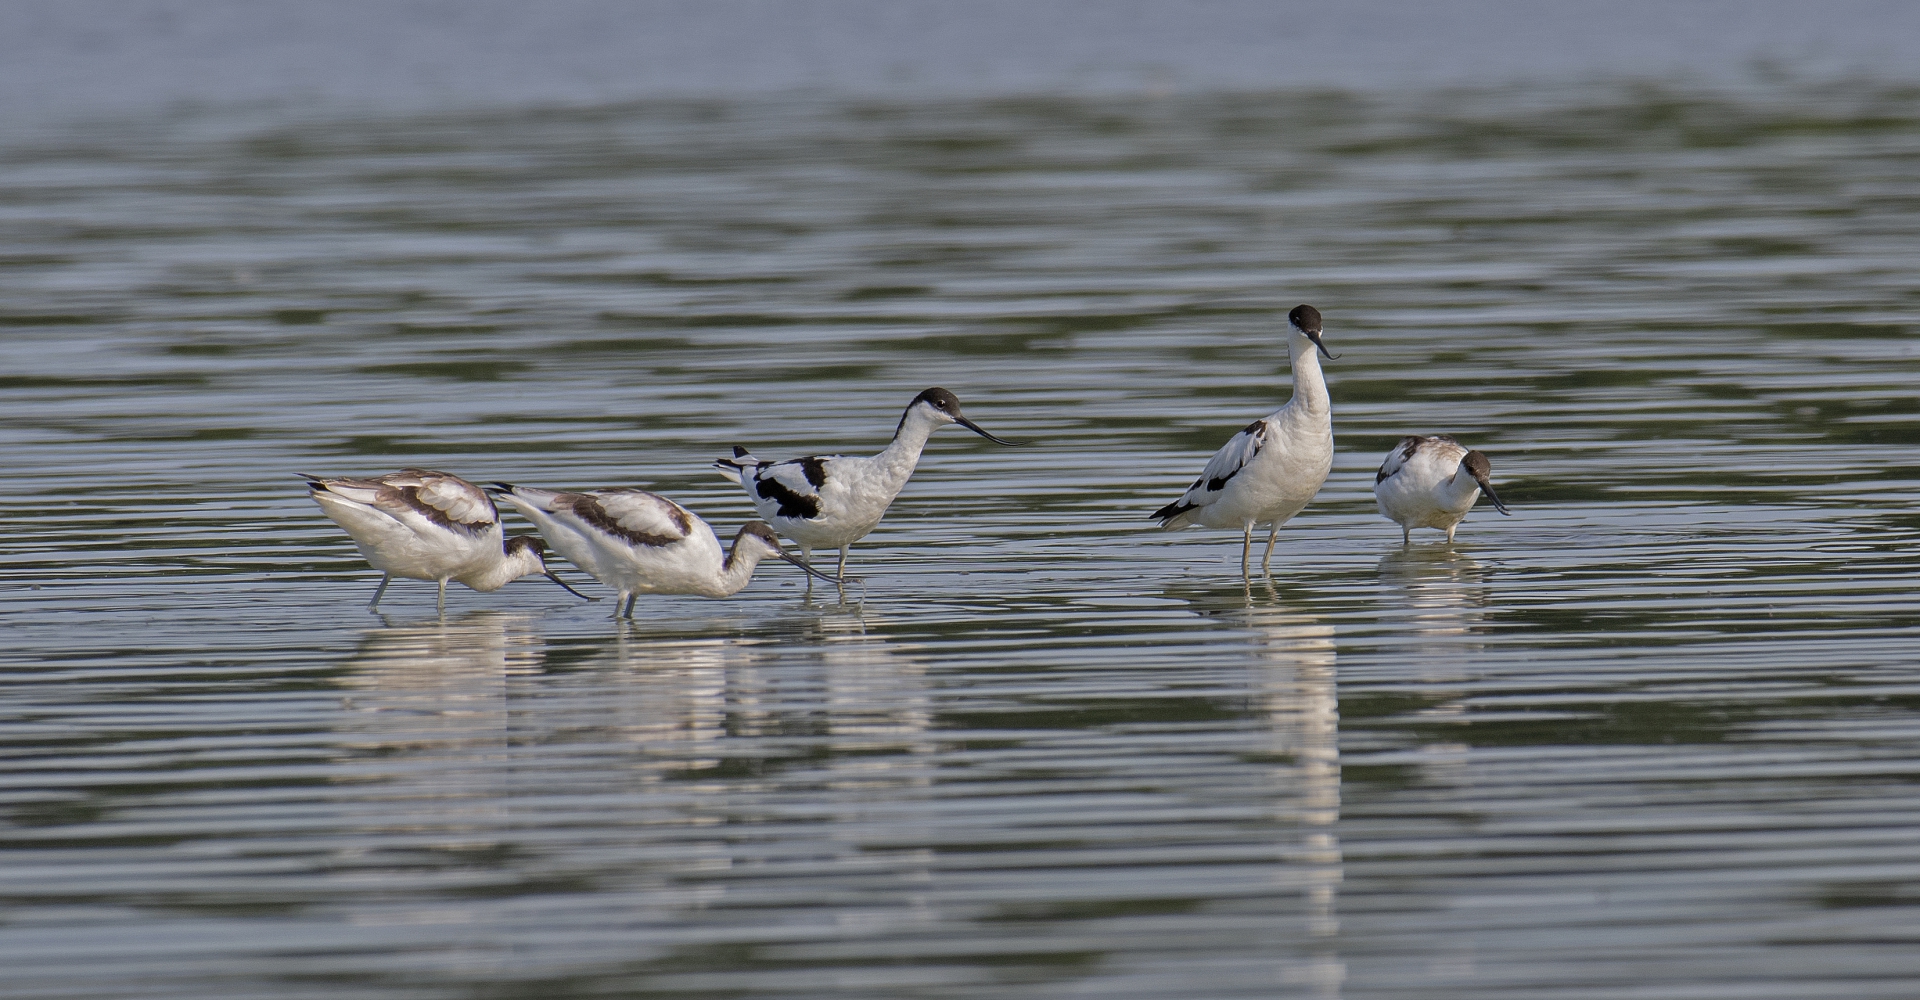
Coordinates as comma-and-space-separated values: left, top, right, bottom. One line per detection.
1152, 304, 1338, 578
1373, 435, 1510, 543
491, 483, 842, 617
300, 469, 590, 614
714, 387, 1020, 582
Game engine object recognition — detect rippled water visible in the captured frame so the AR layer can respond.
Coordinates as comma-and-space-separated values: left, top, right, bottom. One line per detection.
4, 82, 1920, 997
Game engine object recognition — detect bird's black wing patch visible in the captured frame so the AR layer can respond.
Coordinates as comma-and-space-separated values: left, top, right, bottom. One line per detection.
751, 465, 823, 520
1153, 420, 1268, 524
1206, 420, 1268, 491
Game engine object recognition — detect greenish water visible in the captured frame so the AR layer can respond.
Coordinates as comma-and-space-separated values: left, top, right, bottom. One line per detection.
3, 83, 1920, 998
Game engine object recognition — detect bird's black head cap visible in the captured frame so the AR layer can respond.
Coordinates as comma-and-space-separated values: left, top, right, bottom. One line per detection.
1288, 304, 1322, 335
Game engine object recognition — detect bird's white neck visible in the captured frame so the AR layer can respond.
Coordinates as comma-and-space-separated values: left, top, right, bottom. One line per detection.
1283, 329, 1330, 415
872, 406, 941, 488
1442, 466, 1483, 508
712, 544, 772, 597
461, 545, 544, 592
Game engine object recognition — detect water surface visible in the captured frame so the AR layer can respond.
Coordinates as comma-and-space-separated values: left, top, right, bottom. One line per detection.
3, 82, 1920, 997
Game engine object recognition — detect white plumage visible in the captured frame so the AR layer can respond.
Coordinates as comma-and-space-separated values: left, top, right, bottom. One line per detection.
300, 468, 589, 614
1152, 304, 1338, 577
713, 387, 1019, 582
1373, 436, 1510, 543
491, 484, 841, 617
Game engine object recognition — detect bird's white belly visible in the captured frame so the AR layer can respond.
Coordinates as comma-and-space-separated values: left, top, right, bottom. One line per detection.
625, 552, 720, 595
359, 536, 487, 580
319, 496, 492, 581
1195, 436, 1332, 530
1378, 479, 1477, 528
765, 464, 898, 548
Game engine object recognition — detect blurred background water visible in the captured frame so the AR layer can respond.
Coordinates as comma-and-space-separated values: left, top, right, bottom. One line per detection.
3, 2, 1920, 997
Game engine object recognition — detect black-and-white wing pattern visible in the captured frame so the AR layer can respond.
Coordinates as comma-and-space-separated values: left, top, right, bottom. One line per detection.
1152, 419, 1270, 523
715, 447, 833, 522
558, 489, 695, 548
748, 457, 834, 521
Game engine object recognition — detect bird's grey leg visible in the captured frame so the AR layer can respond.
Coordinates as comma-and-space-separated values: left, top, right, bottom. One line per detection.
837, 546, 849, 584
1240, 526, 1252, 579
801, 544, 814, 595
367, 573, 391, 612
1262, 524, 1278, 577
436, 579, 447, 617
1402, 525, 1411, 545
623, 593, 638, 619
1446, 524, 1458, 546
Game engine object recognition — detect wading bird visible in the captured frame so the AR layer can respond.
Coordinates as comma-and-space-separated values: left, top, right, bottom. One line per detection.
1373, 435, 1510, 543
491, 483, 843, 617
714, 387, 1020, 583
300, 469, 590, 614
1152, 305, 1337, 578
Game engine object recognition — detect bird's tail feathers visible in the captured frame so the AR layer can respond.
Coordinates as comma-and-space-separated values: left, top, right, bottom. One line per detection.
713, 446, 760, 484
1150, 499, 1198, 529
488, 482, 561, 510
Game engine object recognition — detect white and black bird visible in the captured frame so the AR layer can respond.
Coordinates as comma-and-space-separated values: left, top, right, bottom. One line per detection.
1152, 304, 1338, 578
1373, 436, 1510, 544
713, 387, 1020, 582
491, 484, 843, 617
300, 469, 591, 614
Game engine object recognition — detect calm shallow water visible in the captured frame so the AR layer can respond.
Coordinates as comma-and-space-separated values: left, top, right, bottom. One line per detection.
3, 82, 1920, 998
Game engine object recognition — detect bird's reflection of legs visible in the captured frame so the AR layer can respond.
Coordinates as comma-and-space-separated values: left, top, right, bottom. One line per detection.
802, 578, 861, 613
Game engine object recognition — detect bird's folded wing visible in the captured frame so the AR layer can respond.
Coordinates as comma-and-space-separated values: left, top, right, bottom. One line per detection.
746, 459, 833, 519
754, 458, 832, 498
385, 471, 498, 530
567, 489, 694, 547
1375, 436, 1424, 484
1186, 421, 1269, 504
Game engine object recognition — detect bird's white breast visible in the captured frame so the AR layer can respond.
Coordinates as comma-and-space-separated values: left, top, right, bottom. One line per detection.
1193, 411, 1333, 529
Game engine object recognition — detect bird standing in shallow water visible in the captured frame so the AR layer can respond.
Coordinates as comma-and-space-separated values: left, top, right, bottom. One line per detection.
300, 469, 590, 614
491, 484, 843, 618
1373, 436, 1510, 543
713, 387, 1020, 583
1152, 304, 1337, 578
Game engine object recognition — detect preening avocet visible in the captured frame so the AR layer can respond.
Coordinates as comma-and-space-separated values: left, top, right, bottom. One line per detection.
1152, 305, 1338, 578
491, 484, 843, 617
300, 469, 591, 614
713, 387, 1020, 582
1373, 435, 1510, 543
